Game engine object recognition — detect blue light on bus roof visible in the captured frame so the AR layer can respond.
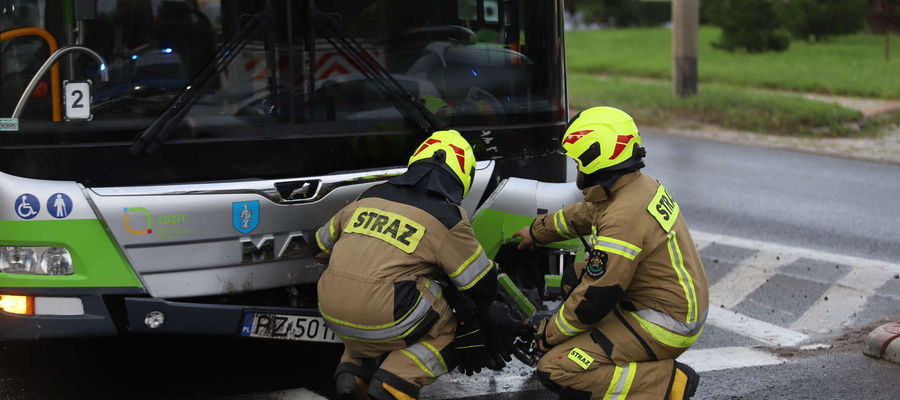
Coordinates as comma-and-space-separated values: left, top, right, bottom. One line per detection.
131, 54, 139, 60
471, 69, 478, 77
161, 48, 173, 54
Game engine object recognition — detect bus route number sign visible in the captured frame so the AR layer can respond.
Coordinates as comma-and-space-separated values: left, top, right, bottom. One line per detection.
64, 81, 92, 121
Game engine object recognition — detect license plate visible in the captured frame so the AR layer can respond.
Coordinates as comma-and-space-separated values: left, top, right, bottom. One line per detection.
240, 312, 341, 343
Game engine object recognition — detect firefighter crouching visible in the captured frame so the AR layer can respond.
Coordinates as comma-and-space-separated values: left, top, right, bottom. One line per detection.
515, 107, 709, 400
315, 130, 515, 400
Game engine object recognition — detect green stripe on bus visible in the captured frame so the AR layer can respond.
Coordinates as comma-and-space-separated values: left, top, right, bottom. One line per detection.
0, 219, 142, 288
470, 208, 584, 259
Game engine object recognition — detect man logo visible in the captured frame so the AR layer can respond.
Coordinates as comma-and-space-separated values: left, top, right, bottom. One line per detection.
233, 200, 260, 234
240, 232, 309, 264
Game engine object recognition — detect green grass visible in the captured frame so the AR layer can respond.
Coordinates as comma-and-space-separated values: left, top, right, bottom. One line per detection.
568, 73, 864, 137
566, 27, 900, 99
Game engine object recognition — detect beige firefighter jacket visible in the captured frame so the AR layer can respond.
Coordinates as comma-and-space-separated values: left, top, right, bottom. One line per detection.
530, 171, 709, 350
314, 184, 496, 344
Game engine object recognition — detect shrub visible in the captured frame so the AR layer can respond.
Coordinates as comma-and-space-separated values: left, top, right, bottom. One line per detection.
571, 0, 670, 27
704, 0, 791, 52
778, 0, 869, 41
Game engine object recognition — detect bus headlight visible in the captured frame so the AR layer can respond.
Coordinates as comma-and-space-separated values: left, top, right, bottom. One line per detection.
0, 246, 74, 275
0, 247, 37, 274
38, 247, 74, 275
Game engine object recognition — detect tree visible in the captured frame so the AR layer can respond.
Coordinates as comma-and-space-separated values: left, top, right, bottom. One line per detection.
570, 0, 670, 28
704, 0, 791, 52
778, 0, 869, 41
869, 0, 900, 59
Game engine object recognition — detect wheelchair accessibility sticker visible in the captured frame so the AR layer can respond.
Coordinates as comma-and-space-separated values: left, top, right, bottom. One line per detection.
47, 193, 73, 219
14, 194, 41, 219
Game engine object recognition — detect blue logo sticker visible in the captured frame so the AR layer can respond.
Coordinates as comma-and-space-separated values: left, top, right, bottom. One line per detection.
14, 194, 40, 219
233, 200, 260, 234
47, 193, 73, 219
240, 313, 255, 336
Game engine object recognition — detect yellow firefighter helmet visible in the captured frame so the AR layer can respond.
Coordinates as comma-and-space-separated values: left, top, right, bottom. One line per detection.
408, 130, 477, 196
562, 106, 643, 175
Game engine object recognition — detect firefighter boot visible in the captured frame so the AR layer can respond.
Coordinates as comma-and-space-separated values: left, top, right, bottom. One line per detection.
336, 372, 370, 400
335, 360, 377, 400
668, 361, 699, 400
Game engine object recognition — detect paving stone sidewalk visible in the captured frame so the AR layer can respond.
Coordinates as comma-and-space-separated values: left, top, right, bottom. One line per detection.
662, 122, 900, 165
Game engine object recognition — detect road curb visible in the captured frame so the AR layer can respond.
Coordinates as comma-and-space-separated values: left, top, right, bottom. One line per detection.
862, 322, 900, 365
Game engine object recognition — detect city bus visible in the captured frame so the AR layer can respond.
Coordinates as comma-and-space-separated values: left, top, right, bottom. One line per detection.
0, 0, 576, 342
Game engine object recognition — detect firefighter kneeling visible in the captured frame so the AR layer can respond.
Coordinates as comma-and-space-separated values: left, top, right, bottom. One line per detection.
515, 107, 709, 400
315, 130, 518, 400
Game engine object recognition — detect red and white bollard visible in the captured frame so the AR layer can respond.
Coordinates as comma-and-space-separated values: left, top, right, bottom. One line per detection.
863, 321, 900, 365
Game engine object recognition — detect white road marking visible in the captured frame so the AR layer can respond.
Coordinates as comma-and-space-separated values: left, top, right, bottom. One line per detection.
691, 231, 900, 274
693, 230, 900, 336
709, 252, 799, 308
791, 266, 899, 333
707, 307, 809, 347
692, 237, 715, 251
676, 346, 785, 372
799, 343, 833, 351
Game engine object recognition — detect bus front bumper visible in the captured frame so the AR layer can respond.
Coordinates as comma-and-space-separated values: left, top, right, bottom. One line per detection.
0, 287, 321, 340
123, 297, 321, 336
0, 287, 144, 341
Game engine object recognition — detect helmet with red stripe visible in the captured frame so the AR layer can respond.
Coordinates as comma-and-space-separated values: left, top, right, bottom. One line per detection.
408, 130, 477, 197
562, 106, 644, 175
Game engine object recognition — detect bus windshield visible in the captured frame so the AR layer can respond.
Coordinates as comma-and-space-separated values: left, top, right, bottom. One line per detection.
0, 0, 565, 186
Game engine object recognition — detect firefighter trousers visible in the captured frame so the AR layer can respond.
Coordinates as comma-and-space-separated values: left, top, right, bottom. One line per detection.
536, 306, 689, 400
334, 286, 456, 400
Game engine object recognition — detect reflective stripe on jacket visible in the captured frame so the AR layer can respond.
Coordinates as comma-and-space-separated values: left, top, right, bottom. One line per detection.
531, 172, 709, 349
316, 183, 498, 344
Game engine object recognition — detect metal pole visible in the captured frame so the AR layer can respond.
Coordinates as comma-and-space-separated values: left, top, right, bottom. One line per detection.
672, 0, 698, 97
12, 46, 108, 119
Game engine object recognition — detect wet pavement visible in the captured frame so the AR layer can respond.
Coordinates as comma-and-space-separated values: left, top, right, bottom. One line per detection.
0, 336, 342, 399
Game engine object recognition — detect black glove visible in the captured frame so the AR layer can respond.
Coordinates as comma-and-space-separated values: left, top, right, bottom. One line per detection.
534, 316, 554, 354
453, 319, 495, 376
482, 301, 533, 368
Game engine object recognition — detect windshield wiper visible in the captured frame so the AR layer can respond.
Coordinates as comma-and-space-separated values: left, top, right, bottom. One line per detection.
132, 8, 443, 155
130, 9, 273, 155
311, 10, 447, 134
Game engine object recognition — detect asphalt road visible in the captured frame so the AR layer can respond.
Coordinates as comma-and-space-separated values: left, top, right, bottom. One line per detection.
2, 131, 899, 399
640, 129, 900, 263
